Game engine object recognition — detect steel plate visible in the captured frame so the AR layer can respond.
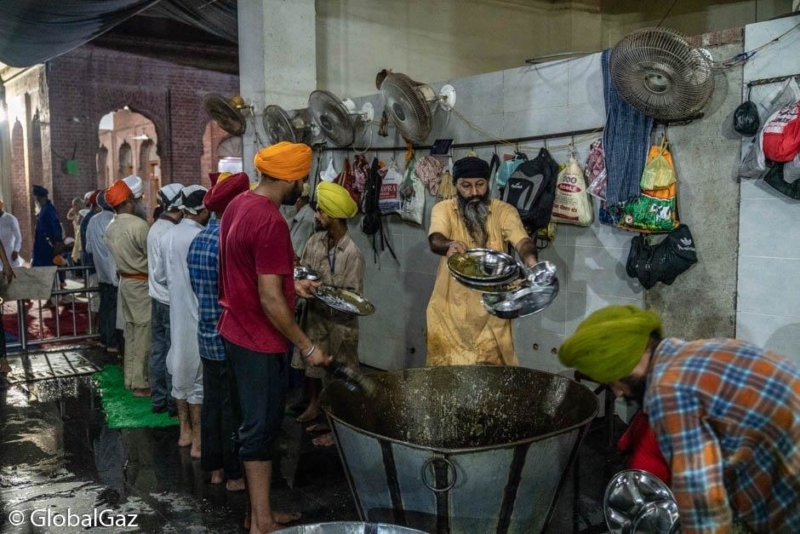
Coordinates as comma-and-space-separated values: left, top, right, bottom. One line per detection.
314, 286, 375, 316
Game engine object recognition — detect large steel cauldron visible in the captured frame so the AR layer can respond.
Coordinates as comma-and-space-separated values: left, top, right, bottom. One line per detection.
322, 366, 599, 534
276, 522, 427, 533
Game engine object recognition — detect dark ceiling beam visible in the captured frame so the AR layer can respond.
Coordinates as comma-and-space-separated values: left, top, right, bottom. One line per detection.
91, 33, 238, 75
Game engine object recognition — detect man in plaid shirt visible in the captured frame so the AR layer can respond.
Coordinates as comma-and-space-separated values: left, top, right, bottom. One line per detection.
559, 305, 800, 533
187, 172, 249, 491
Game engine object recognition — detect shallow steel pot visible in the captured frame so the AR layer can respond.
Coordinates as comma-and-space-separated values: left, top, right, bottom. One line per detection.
322, 366, 599, 534
604, 469, 680, 534
275, 522, 427, 533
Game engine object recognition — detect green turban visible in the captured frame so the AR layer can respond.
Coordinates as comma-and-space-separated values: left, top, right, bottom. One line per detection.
558, 305, 662, 383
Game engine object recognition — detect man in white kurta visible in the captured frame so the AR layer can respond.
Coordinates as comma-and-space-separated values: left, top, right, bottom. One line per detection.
0, 200, 23, 267
146, 183, 184, 416
155, 185, 208, 457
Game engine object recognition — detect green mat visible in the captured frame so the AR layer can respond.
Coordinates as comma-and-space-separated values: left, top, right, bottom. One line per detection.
93, 365, 178, 429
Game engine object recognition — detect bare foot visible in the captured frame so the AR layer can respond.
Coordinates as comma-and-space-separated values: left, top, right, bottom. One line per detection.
177, 433, 192, 447
210, 470, 224, 484
295, 406, 319, 423
306, 423, 329, 433
312, 433, 335, 448
226, 478, 245, 491
273, 511, 302, 525
190, 441, 201, 459
132, 388, 151, 397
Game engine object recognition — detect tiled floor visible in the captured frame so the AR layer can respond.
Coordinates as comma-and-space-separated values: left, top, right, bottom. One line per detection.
0, 347, 624, 533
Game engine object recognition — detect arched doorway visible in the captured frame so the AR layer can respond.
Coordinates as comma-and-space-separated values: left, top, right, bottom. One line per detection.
98, 108, 160, 189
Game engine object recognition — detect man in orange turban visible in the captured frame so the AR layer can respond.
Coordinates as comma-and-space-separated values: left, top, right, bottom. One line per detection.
104, 179, 152, 396
253, 141, 312, 181
105, 179, 133, 208
219, 143, 330, 530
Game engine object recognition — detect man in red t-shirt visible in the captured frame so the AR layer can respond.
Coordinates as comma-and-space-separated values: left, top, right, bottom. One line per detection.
219, 141, 331, 533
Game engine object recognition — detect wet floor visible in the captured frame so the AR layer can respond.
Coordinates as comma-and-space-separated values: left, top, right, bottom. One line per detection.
0, 347, 623, 533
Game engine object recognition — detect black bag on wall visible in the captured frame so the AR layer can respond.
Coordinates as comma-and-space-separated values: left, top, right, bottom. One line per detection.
501, 147, 558, 233
626, 224, 698, 290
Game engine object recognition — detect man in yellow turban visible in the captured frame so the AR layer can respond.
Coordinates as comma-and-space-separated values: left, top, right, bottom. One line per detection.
291, 182, 364, 448
559, 305, 800, 534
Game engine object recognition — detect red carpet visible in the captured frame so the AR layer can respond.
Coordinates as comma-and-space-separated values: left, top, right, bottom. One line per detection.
2, 299, 93, 349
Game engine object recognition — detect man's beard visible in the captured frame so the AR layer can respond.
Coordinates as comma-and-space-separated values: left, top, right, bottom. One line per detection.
283, 183, 303, 206
619, 375, 647, 408
134, 201, 147, 220
457, 191, 490, 247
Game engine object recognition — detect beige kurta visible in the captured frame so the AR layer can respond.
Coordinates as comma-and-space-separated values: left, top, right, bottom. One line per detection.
426, 199, 529, 367
292, 231, 365, 379
105, 213, 152, 389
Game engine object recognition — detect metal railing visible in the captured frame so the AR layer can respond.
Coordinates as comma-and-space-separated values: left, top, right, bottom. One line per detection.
5, 265, 101, 352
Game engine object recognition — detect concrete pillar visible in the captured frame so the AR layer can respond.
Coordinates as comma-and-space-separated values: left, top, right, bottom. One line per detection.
238, 0, 317, 175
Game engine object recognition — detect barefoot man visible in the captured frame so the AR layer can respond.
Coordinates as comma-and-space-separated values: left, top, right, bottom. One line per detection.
218, 142, 332, 532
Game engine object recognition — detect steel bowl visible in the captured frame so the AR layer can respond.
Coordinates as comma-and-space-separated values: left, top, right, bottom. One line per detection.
604, 470, 680, 534
525, 261, 558, 286
294, 266, 320, 281
447, 249, 520, 283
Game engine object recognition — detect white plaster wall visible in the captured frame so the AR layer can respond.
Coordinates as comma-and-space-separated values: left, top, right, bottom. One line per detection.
314, 0, 792, 97
737, 15, 800, 366
308, 52, 644, 372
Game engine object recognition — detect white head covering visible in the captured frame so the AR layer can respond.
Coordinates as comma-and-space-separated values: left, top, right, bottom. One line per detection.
83, 191, 93, 202
122, 175, 144, 199
157, 183, 183, 210
179, 185, 208, 215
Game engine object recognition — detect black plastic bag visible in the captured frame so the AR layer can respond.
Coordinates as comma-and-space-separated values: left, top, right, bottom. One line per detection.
626, 225, 698, 289
733, 88, 760, 136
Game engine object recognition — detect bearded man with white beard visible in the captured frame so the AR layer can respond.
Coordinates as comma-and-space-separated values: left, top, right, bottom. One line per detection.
426, 157, 538, 367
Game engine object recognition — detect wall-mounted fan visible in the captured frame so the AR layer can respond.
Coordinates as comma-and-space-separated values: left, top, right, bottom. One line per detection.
262, 105, 313, 145
610, 27, 714, 121
379, 71, 457, 142
308, 90, 374, 147
203, 93, 249, 136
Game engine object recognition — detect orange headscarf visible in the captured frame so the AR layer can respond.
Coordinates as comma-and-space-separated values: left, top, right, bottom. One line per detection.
253, 141, 312, 181
105, 180, 133, 208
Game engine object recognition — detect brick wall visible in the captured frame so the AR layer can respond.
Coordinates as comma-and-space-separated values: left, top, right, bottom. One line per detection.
3, 44, 239, 244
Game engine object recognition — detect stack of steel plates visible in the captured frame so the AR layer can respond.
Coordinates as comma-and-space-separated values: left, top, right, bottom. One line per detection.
481, 261, 560, 319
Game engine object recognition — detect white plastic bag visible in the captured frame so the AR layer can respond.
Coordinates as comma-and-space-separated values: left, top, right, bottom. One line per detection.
379, 160, 403, 215
551, 156, 593, 226
320, 157, 338, 182
738, 130, 767, 180
400, 158, 425, 225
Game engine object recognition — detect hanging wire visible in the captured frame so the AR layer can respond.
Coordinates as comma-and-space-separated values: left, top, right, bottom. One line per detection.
352, 122, 374, 155
448, 106, 603, 153
714, 22, 800, 69
657, 0, 679, 28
